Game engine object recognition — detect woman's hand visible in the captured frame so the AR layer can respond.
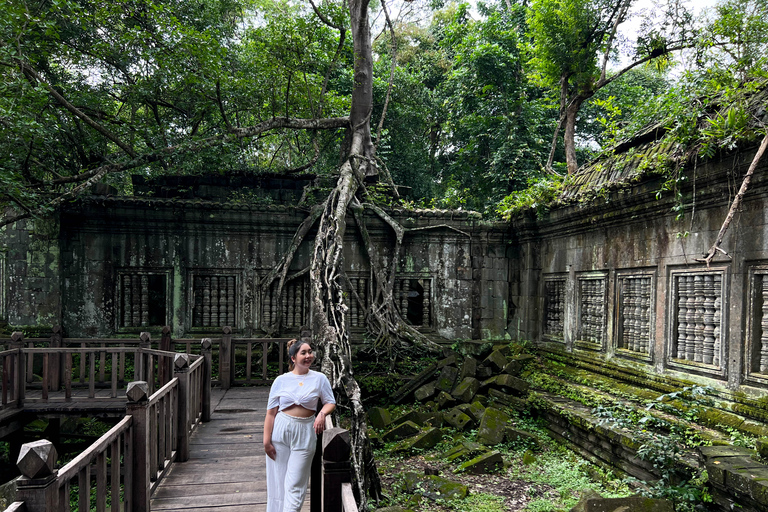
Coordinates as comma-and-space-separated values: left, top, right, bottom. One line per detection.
314, 412, 326, 434
264, 441, 276, 460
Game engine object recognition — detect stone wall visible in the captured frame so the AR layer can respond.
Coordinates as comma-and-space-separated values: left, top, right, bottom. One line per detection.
2, 194, 511, 341
510, 143, 768, 393
0, 216, 61, 334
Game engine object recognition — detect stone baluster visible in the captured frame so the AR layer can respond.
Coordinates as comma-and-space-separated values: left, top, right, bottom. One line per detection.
640, 278, 651, 354
693, 274, 705, 362
123, 275, 132, 327
703, 274, 716, 365
140, 275, 149, 326
203, 276, 211, 327
684, 276, 697, 361
761, 278, 768, 372
676, 276, 688, 359
211, 277, 219, 328
713, 274, 722, 367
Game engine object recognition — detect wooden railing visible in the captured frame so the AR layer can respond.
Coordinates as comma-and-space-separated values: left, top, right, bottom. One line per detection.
5, 350, 210, 512
1, 327, 292, 405
310, 414, 358, 512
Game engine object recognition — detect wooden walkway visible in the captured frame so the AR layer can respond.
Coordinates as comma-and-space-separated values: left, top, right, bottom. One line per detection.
150, 386, 311, 512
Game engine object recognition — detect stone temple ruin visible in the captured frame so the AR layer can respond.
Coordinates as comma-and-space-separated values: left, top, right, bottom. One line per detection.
3, 84, 768, 510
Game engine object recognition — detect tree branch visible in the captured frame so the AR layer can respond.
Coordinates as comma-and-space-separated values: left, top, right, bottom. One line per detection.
374, 0, 397, 150
695, 131, 768, 267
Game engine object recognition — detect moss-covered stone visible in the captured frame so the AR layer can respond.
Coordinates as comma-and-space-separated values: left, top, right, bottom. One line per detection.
368, 407, 392, 430
443, 408, 473, 431
477, 407, 510, 446
393, 427, 444, 454
494, 374, 529, 395
392, 410, 430, 427
383, 420, 420, 442
440, 441, 485, 462
414, 381, 437, 402
436, 366, 460, 393
401, 472, 469, 501
456, 450, 503, 474
483, 350, 507, 373
436, 391, 456, 410
451, 377, 480, 403
458, 356, 477, 381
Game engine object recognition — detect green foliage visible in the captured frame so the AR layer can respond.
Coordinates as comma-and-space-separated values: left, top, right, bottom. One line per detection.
496, 176, 565, 219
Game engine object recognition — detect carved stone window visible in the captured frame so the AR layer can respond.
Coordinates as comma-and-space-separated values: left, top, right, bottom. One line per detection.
192, 274, 237, 328
544, 276, 566, 341
396, 278, 432, 327
119, 271, 168, 327
616, 273, 653, 357
347, 276, 432, 328
262, 276, 308, 329
746, 267, 768, 384
349, 276, 370, 328
670, 270, 724, 370
576, 274, 607, 348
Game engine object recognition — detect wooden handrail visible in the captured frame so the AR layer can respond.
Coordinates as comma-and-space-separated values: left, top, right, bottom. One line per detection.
311, 413, 358, 512
57, 416, 132, 482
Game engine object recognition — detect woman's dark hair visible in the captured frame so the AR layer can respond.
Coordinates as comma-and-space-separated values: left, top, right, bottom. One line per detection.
287, 339, 311, 370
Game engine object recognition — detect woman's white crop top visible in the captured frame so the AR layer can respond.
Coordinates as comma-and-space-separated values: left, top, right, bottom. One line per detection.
267, 370, 336, 412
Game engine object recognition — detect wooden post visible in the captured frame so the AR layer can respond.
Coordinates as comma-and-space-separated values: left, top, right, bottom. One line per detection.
160, 326, 172, 386
201, 339, 212, 422
49, 326, 62, 392
220, 326, 233, 390
321, 428, 352, 512
10, 332, 25, 406
174, 354, 191, 462
138, 332, 151, 389
15, 440, 59, 512
126, 381, 150, 512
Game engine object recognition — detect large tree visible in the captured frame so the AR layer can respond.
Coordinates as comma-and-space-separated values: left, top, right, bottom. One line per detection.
1, 0, 449, 505
527, 0, 696, 175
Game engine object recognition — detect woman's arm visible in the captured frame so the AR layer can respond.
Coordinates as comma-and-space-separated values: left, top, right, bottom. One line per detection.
263, 406, 278, 460
313, 403, 336, 434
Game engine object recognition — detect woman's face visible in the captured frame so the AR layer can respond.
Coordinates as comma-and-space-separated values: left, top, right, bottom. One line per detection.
292, 343, 314, 371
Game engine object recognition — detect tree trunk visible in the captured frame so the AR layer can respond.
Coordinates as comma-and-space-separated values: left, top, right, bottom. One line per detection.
564, 94, 587, 175
308, 0, 382, 507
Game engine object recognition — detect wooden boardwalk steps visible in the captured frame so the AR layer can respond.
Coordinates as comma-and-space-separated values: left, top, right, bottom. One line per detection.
150, 386, 310, 512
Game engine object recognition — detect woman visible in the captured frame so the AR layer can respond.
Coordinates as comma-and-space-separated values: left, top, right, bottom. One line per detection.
264, 339, 336, 512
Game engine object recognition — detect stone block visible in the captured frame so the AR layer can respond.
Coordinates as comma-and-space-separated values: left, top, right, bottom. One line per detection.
443, 408, 473, 431
476, 365, 493, 379
392, 362, 440, 404
458, 356, 477, 381
436, 366, 459, 393
436, 391, 456, 410
451, 377, 480, 403
757, 438, 768, 459
401, 472, 469, 501
441, 441, 485, 462
456, 450, 503, 475
451, 340, 494, 359
502, 354, 535, 375
393, 410, 430, 427
488, 389, 528, 410
368, 407, 392, 430
477, 407, 510, 446
483, 350, 507, 373
494, 374, 529, 396
383, 421, 421, 442
415, 382, 437, 402
394, 428, 444, 454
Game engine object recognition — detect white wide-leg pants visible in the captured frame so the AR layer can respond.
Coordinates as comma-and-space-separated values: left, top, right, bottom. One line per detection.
266, 412, 317, 512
